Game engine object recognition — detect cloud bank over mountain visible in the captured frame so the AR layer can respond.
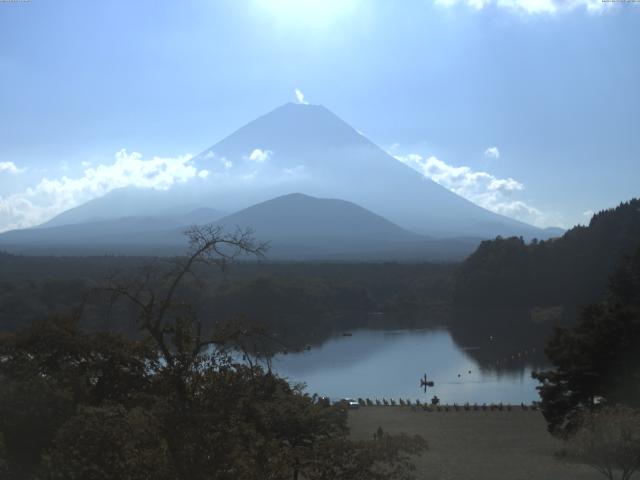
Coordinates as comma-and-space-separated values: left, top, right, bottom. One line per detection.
0, 150, 207, 232
393, 152, 551, 227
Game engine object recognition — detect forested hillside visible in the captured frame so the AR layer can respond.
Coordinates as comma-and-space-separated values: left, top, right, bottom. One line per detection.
453, 199, 640, 314
0, 259, 453, 349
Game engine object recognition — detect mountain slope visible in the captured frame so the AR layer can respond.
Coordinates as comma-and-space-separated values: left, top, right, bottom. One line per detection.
40, 103, 552, 240
215, 193, 418, 242
195, 103, 546, 238
0, 193, 479, 260
40, 187, 211, 228
0, 206, 223, 254
210, 193, 477, 260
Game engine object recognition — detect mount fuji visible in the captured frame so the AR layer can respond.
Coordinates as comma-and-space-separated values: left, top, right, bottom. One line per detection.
0, 103, 557, 258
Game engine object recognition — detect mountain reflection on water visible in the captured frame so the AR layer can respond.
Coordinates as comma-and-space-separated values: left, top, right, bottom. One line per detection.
272, 327, 547, 405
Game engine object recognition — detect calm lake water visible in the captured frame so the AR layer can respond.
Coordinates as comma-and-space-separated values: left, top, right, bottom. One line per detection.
272, 329, 542, 405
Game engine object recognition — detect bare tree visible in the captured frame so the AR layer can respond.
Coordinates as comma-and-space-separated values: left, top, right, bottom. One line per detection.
104, 225, 268, 373
568, 405, 640, 480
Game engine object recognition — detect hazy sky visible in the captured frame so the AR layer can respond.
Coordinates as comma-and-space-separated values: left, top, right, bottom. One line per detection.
1, 0, 639, 231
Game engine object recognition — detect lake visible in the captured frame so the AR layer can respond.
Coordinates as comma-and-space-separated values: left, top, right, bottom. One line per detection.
272, 328, 543, 405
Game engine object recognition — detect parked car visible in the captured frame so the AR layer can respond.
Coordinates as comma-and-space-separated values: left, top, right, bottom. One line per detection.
343, 398, 360, 409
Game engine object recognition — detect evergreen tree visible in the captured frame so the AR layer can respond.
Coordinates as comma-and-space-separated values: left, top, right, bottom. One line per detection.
533, 247, 640, 437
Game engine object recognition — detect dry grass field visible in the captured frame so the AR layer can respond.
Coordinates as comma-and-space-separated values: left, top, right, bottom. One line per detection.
348, 406, 602, 480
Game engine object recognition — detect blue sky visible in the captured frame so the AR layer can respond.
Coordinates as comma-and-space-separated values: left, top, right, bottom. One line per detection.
0, 0, 639, 231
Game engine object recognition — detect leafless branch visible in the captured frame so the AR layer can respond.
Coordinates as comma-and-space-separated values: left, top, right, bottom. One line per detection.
99, 223, 269, 367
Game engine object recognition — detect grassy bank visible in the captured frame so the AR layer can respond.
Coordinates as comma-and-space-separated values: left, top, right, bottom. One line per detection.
348, 406, 601, 480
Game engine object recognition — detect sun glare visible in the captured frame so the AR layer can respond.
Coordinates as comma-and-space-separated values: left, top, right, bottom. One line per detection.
253, 0, 360, 29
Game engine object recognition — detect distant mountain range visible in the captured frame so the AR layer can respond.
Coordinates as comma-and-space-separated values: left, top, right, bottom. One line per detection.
0, 103, 565, 259
0, 207, 220, 253
38, 189, 221, 229
0, 193, 482, 260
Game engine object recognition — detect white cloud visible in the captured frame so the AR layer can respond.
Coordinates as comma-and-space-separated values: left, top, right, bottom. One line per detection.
0, 149, 209, 233
294, 88, 309, 105
484, 146, 500, 159
283, 165, 306, 176
394, 152, 556, 227
246, 148, 273, 163
0, 161, 24, 174
434, 0, 607, 14
487, 178, 521, 191
221, 158, 233, 170
201, 150, 233, 170
583, 209, 594, 218
242, 170, 259, 181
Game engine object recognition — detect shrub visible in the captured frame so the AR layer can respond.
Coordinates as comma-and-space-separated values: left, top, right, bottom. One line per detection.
567, 406, 640, 480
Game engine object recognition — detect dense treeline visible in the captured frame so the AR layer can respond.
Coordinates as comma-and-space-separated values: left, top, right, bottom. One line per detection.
446, 199, 640, 369
454, 199, 640, 315
0, 258, 454, 349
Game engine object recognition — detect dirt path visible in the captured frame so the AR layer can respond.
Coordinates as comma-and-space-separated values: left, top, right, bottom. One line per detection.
348, 406, 602, 480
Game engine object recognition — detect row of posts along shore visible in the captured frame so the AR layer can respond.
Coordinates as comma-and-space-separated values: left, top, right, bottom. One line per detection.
326, 397, 541, 411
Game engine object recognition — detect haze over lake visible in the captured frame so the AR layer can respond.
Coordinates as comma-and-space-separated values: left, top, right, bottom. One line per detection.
273, 328, 542, 405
